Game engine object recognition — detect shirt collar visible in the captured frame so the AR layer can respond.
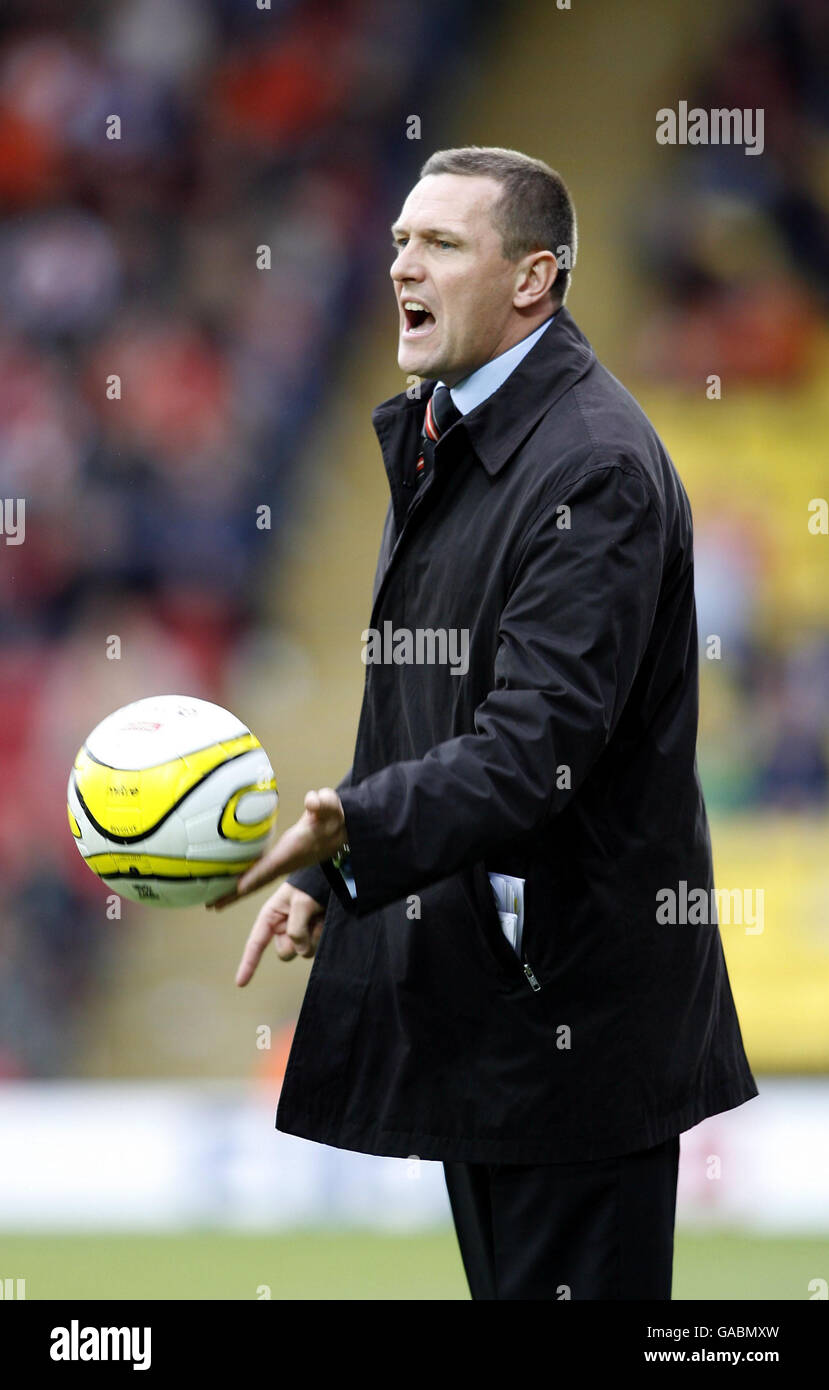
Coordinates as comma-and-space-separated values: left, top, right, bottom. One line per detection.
437, 313, 558, 416
371, 307, 595, 483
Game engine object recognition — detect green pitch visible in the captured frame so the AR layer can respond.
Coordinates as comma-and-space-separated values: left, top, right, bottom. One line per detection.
1, 1230, 825, 1300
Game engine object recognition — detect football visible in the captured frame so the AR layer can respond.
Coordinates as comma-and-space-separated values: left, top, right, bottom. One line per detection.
67, 695, 278, 907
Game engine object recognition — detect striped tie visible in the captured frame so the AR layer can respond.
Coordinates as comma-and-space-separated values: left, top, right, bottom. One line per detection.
416, 383, 462, 480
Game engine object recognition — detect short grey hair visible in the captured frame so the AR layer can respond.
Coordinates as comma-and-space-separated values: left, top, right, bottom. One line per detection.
419, 145, 576, 304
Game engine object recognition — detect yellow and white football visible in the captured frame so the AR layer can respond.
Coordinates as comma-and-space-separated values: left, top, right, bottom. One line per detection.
66, 695, 278, 907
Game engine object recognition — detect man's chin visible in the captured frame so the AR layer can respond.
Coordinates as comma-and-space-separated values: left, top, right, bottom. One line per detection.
398, 345, 443, 380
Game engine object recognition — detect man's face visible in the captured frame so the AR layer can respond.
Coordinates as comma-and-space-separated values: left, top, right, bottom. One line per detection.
390, 174, 525, 387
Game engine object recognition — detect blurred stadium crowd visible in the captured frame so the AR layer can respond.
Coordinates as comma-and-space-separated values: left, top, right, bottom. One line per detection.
0, 0, 488, 1076
0, 0, 825, 1078
634, 0, 829, 813
635, 0, 828, 381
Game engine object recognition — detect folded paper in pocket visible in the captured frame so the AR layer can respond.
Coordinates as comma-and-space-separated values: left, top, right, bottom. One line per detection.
488, 872, 525, 956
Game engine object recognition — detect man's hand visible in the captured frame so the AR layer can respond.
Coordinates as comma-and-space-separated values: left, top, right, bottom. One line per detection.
208, 786, 346, 911
234, 882, 326, 986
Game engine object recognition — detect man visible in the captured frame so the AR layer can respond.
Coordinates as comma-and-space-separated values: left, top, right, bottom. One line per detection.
212, 146, 758, 1300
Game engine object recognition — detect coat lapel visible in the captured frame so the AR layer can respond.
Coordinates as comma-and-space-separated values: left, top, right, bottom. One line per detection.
366, 308, 596, 603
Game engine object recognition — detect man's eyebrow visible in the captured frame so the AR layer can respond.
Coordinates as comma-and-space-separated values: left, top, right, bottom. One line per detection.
390, 224, 465, 240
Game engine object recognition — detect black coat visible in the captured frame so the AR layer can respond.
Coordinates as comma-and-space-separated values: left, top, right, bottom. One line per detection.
281, 308, 757, 1163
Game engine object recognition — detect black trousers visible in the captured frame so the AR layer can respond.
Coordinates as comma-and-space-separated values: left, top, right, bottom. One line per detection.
443, 1134, 680, 1300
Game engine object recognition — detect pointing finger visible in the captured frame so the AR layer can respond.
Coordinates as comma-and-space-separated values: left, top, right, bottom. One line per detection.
236, 907, 283, 986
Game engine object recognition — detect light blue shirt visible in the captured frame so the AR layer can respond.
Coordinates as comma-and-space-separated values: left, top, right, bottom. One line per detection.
337, 312, 557, 900
439, 312, 557, 415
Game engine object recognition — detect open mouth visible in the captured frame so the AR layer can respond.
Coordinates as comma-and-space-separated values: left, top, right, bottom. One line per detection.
402, 299, 436, 338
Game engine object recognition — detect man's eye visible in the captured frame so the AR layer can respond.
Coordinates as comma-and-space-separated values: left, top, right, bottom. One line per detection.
437, 241, 455, 250
391, 239, 407, 251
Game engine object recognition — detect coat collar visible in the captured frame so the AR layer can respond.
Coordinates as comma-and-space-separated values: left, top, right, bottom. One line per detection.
371, 307, 595, 480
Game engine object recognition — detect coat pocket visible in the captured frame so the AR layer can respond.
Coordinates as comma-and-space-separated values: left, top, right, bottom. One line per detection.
464, 859, 543, 992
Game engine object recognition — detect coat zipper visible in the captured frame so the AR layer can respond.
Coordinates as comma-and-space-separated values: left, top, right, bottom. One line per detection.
522, 959, 542, 992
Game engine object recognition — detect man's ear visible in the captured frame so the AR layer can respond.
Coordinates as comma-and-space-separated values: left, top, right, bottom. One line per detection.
513, 250, 558, 309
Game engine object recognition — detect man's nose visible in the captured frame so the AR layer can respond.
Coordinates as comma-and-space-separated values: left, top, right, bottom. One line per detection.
391, 245, 424, 283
